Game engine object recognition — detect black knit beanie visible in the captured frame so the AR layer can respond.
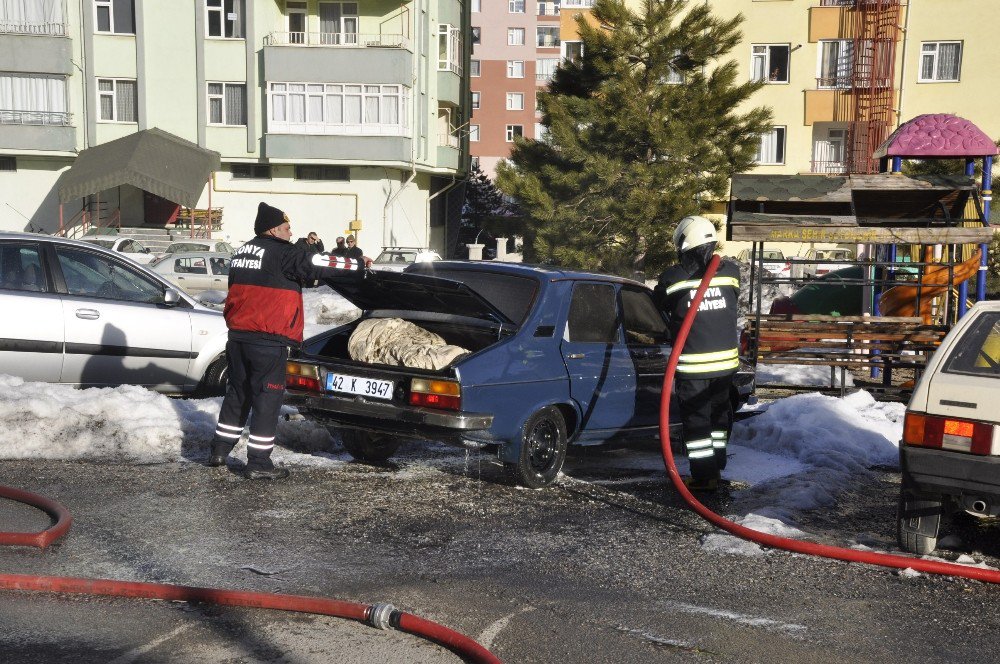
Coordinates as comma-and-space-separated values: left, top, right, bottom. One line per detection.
254, 202, 287, 235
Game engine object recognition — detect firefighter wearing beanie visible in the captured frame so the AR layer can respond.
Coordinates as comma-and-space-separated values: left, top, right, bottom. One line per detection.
209, 202, 367, 479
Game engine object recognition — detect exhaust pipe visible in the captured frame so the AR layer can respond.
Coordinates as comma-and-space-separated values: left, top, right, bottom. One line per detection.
972, 500, 989, 514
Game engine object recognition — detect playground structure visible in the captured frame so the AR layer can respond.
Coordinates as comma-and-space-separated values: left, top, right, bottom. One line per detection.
730, 114, 998, 399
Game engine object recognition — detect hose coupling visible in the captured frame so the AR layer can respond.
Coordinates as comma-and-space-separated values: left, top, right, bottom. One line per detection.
368, 602, 397, 630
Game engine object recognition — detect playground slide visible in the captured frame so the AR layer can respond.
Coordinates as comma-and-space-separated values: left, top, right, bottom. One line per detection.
878, 250, 982, 322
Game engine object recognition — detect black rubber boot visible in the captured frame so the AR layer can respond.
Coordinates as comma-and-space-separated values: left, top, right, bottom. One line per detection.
244, 466, 290, 480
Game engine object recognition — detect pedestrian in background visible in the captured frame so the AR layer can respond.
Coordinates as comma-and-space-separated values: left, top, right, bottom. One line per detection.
345, 235, 364, 261
295, 231, 325, 255
654, 215, 741, 491
209, 202, 366, 479
332, 236, 347, 256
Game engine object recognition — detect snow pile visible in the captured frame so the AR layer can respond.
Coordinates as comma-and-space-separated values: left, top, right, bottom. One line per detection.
754, 363, 855, 388
302, 285, 361, 338
0, 375, 339, 465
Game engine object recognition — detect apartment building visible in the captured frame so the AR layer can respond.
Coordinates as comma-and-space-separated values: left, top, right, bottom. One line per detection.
0, 0, 470, 253
468, 0, 592, 176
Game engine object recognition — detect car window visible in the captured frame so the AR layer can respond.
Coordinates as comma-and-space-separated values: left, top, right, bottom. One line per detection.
210, 257, 230, 275
175, 257, 208, 275
423, 269, 539, 324
220, 242, 234, 253
941, 312, 1000, 377
120, 240, 137, 252
567, 283, 619, 343
763, 250, 784, 260
0, 243, 47, 293
55, 246, 164, 304
621, 288, 667, 344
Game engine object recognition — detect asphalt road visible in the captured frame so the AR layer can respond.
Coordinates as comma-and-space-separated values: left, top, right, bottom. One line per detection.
2, 439, 1000, 663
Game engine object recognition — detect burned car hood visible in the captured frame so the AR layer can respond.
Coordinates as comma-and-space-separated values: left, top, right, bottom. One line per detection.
326, 271, 514, 326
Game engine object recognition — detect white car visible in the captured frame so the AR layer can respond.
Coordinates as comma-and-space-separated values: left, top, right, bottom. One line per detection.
737, 248, 791, 278
371, 247, 442, 273
160, 239, 235, 257
792, 247, 855, 279
0, 232, 229, 395
79, 235, 157, 264
898, 301, 1000, 554
151, 251, 230, 295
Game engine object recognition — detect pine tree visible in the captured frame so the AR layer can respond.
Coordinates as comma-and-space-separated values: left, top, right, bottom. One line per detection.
462, 163, 510, 231
496, 0, 772, 275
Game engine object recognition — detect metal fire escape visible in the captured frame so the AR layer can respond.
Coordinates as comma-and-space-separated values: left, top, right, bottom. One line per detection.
846, 0, 902, 174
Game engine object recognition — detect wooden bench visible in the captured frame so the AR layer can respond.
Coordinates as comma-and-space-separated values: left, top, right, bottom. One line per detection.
746, 314, 950, 398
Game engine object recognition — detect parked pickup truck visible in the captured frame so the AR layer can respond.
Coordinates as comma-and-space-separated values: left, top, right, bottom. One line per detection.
285, 262, 755, 488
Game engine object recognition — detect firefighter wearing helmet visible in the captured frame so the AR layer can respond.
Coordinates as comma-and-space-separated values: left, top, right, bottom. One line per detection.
654, 215, 741, 491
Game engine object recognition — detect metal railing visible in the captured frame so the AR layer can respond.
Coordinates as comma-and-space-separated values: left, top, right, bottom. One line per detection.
264, 31, 410, 49
537, 3, 560, 15
536, 35, 560, 48
0, 22, 66, 36
536, 72, 554, 81
561, 0, 594, 6
818, 0, 854, 6
816, 75, 893, 89
438, 133, 459, 148
810, 159, 849, 174
0, 110, 72, 126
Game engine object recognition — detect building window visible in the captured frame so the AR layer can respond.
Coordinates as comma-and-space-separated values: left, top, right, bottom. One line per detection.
535, 58, 559, 82
295, 165, 350, 180
470, 60, 481, 77
471, 0, 480, 11
505, 124, 523, 142
920, 41, 962, 82
318, 2, 359, 45
471, 91, 481, 110
268, 82, 409, 136
663, 49, 683, 84
206, 0, 245, 38
0, 74, 70, 125
561, 0, 593, 6
94, 0, 134, 34
537, 26, 559, 48
97, 78, 137, 122
751, 44, 789, 83
207, 83, 247, 126
438, 25, 463, 74
508, 27, 525, 46
755, 127, 786, 165
286, 1, 306, 43
231, 164, 272, 179
818, 40, 852, 88
534, 123, 547, 141
509, 0, 525, 12
0, 156, 15, 172
471, 26, 481, 45
469, 124, 480, 141
507, 60, 524, 78
563, 40, 583, 63
470, 156, 480, 169
812, 126, 847, 173
506, 92, 524, 110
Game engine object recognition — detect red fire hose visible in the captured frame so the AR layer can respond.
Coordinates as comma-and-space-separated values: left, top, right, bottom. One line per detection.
0, 485, 500, 663
659, 254, 1000, 585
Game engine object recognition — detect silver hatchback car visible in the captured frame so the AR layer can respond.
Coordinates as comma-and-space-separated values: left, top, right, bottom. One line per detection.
151, 251, 231, 295
0, 232, 229, 394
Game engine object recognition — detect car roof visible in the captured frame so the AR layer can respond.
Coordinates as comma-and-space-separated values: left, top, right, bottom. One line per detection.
158, 251, 231, 259
408, 260, 647, 287
0, 231, 126, 248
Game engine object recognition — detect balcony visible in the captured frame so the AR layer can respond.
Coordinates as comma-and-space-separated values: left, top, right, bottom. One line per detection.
264, 44, 411, 86
536, 35, 560, 48
0, 110, 75, 151
816, 75, 893, 90
438, 133, 459, 149
811, 159, 849, 174
0, 110, 71, 126
264, 32, 411, 50
0, 21, 66, 36
537, 3, 560, 16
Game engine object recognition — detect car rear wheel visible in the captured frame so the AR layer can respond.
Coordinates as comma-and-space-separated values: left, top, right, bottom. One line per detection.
340, 429, 401, 464
897, 481, 943, 555
504, 407, 567, 489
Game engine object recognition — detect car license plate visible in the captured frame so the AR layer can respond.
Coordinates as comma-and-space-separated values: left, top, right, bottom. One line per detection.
326, 373, 394, 400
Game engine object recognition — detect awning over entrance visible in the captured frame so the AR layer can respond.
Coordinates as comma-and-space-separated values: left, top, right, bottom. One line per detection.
58, 128, 221, 207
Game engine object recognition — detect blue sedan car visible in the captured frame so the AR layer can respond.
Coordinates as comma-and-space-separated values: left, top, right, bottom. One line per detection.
285, 261, 754, 488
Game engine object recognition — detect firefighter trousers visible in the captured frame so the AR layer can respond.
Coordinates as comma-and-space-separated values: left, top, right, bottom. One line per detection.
212, 340, 288, 470
675, 374, 733, 481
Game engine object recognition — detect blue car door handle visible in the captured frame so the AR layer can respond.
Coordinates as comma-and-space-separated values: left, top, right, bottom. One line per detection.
75, 309, 100, 320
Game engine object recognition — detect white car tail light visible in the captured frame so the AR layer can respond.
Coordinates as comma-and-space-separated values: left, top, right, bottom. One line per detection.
902, 411, 998, 455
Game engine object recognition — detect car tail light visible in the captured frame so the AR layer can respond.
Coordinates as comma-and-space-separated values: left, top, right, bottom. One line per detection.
902, 411, 996, 455
286, 361, 322, 392
410, 378, 461, 410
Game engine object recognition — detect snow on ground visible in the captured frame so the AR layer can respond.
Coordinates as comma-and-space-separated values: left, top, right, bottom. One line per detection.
755, 363, 854, 387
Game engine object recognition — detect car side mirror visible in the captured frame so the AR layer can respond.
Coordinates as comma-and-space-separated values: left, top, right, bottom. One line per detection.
163, 288, 182, 306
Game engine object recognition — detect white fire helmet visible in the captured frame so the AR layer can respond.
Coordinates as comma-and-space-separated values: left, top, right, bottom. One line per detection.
672, 215, 717, 253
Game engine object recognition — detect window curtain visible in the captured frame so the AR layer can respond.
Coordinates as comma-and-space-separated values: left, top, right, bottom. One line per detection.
116, 80, 136, 121
113, 0, 135, 33
938, 43, 960, 79
756, 129, 783, 164
225, 84, 246, 125
344, 86, 362, 124
0, 0, 64, 31
0, 73, 66, 122
751, 50, 766, 82
227, 0, 244, 38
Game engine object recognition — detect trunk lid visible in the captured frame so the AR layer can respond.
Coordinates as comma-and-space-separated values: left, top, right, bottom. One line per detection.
327, 271, 514, 326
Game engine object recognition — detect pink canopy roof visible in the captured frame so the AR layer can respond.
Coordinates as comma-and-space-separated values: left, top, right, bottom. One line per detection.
873, 114, 998, 158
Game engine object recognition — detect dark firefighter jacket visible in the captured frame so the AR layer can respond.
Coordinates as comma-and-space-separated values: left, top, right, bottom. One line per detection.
654, 258, 741, 378
225, 235, 363, 347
